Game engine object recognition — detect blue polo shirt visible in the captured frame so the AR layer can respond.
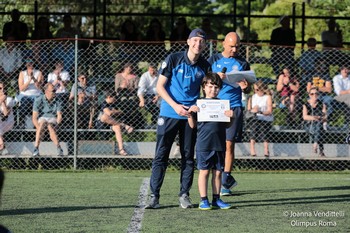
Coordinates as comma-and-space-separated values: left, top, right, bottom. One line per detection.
208, 53, 250, 108
33, 95, 61, 118
159, 50, 211, 119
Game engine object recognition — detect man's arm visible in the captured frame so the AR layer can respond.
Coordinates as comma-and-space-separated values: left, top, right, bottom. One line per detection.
333, 77, 350, 95
57, 111, 62, 124
156, 74, 189, 117
32, 111, 39, 129
319, 80, 332, 93
138, 75, 147, 107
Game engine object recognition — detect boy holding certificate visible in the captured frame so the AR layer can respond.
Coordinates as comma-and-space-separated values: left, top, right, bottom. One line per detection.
188, 73, 234, 210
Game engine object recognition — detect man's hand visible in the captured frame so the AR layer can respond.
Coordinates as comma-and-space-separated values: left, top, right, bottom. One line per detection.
237, 79, 248, 89
174, 104, 190, 117
152, 95, 159, 104
217, 72, 227, 80
139, 99, 145, 108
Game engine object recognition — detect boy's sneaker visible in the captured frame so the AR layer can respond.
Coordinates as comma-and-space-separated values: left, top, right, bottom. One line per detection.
198, 199, 211, 210
57, 147, 63, 156
179, 193, 194, 209
212, 199, 231, 210
145, 195, 160, 209
220, 187, 233, 196
222, 175, 238, 190
32, 148, 40, 157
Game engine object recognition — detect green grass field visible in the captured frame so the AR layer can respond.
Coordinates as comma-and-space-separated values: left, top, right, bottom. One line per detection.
1, 171, 350, 233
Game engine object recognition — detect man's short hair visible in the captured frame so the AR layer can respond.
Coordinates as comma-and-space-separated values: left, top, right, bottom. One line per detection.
149, 63, 157, 69
340, 65, 348, 71
44, 83, 53, 91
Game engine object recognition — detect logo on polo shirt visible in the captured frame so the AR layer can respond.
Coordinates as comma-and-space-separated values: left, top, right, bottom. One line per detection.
232, 65, 239, 71
195, 71, 203, 79
157, 117, 165, 126
161, 61, 167, 69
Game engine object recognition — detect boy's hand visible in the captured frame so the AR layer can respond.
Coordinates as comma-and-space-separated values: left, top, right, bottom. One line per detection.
188, 105, 199, 113
224, 109, 234, 118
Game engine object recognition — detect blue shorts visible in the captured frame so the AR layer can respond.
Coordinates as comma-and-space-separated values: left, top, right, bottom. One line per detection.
226, 107, 243, 142
196, 150, 224, 170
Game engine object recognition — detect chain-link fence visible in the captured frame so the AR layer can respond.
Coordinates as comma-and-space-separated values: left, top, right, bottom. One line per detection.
0, 38, 349, 170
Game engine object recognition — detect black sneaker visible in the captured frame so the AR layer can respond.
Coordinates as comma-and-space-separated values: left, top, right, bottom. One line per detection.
346, 134, 350, 144
145, 195, 160, 209
32, 147, 40, 157
57, 146, 63, 156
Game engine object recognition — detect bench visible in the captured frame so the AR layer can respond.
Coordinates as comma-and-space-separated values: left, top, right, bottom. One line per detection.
1, 126, 348, 157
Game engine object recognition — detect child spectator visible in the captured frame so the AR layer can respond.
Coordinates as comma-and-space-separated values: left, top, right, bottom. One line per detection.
247, 80, 274, 157
188, 72, 233, 210
97, 90, 134, 156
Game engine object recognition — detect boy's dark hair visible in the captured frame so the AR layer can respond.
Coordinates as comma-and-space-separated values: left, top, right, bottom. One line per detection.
202, 72, 223, 88
105, 89, 116, 98
201, 72, 223, 98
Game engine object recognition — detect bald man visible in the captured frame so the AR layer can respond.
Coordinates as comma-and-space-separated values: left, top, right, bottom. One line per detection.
208, 32, 251, 196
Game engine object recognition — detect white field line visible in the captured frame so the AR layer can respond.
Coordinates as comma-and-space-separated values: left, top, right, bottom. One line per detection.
127, 178, 150, 233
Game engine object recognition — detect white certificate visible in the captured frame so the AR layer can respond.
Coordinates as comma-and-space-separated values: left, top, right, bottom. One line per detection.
197, 99, 230, 122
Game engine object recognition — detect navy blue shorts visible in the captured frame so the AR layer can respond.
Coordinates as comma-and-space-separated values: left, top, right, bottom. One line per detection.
226, 107, 243, 142
196, 150, 224, 170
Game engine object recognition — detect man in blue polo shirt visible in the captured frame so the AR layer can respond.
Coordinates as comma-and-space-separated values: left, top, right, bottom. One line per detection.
146, 28, 211, 209
32, 83, 63, 157
208, 32, 251, 196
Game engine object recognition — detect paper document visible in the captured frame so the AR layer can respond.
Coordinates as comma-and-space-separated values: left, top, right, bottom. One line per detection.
197, 99, 230, 122
224, 70, 257, 85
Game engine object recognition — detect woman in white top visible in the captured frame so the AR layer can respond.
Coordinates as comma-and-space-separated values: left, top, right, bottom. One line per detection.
0, 82, 15, 152
247, 80, 274, 157
17, 58, 43, 128
47, 60, 70, 95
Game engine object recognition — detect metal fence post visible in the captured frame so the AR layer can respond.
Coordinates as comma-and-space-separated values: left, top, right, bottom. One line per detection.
73, 36, 78, 170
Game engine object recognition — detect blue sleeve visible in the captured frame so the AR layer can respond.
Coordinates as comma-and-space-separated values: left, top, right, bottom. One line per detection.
33, 96, 41, 113
159, 54, 175, 79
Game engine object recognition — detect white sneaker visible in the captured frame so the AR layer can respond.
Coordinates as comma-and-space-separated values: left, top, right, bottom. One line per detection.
323, 122, 328, 131
179, 194, 193, 209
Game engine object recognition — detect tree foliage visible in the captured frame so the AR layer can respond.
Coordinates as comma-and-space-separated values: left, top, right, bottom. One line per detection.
0, 0, 350, 46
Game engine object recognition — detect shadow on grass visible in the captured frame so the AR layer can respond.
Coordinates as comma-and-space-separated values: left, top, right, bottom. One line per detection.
0, 204, 136, 216
233, 194, 350, 208
232, 185, 350, 196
